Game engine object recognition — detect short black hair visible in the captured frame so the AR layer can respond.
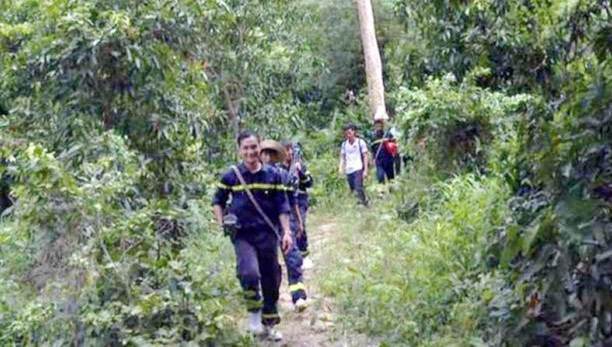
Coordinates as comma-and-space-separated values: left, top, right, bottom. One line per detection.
343, 123, 358, 132
237, 130, 260, 146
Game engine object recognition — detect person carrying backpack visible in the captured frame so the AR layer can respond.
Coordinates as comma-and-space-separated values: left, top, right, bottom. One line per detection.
338, 123, 370, 206
371, 119, 398, 183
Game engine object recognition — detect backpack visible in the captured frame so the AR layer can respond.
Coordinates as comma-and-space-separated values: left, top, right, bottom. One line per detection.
384, 139, 398, 156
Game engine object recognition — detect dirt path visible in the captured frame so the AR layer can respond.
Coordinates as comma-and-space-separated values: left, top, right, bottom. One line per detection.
258, 220, 375, 347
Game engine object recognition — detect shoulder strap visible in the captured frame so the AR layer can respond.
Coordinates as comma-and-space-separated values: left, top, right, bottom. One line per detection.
358, 137, 366, 166
374, 129, 390, 161
231, 165, 281, 240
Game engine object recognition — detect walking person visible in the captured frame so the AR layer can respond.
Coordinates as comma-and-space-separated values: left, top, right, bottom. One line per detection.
212, 131, 293, 341
282, 140, 314, 268
338, 123, 370, 206
371, 119, 397, 183
259, 140, 309, 313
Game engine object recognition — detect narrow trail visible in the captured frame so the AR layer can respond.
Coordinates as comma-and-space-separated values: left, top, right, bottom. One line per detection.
258, 217, 375, 347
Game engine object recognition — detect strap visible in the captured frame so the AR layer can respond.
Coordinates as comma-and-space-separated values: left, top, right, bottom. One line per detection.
231, 165, 281, 240
374, 129, 391, 161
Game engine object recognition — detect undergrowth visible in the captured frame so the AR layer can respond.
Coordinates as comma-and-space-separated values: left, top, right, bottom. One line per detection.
317, 173, 511, 346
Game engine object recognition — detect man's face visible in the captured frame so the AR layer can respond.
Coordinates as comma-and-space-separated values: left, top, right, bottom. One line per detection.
239, 136, 260, 165
344, 128, 356, 140
374, 122, 383, 131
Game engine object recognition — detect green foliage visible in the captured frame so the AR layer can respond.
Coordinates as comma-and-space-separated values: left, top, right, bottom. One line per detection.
318, 174, 511, 345
393, 71, 538, 176
0, 137, 248, 345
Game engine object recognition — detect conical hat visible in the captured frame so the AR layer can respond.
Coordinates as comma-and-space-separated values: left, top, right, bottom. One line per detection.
260, 139, 287, 163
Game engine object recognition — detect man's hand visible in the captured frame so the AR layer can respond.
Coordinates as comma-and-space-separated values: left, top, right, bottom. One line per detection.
295, 162, 302, 172
363, 169, 369, 179
296, 223, 305, 238
281, 231, 293, 255
338, 167, 345, 175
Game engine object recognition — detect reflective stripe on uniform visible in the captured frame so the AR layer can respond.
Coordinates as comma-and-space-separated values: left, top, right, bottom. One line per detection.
289, 282, 306, 293
245, 299, 263, 310
217, 182, 289, 192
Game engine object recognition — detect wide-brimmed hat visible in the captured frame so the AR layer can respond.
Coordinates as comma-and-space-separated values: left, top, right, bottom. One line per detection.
260, 139, 287, 163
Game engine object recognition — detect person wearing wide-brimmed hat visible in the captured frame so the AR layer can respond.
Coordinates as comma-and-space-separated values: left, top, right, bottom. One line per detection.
260, 140, 309, 313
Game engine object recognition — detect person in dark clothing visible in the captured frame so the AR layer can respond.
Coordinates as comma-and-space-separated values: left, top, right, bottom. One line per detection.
282, 140, 313, 263
371, 119, 396, 183
260, 140, 309, 313
212, 131, 293, 341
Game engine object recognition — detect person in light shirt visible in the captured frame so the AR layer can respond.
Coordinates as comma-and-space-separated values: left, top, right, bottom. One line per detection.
338, 123, 370, 206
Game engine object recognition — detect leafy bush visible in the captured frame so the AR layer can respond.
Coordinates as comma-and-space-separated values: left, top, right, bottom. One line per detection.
318, 174, 511, 345
0, 136, 249, 345
393, 71, 537, 176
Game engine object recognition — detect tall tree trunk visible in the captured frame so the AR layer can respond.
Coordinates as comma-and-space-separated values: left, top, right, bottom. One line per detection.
356, 0, 388, 120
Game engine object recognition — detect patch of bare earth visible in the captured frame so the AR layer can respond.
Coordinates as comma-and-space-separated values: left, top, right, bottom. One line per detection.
259, 220, 377, 347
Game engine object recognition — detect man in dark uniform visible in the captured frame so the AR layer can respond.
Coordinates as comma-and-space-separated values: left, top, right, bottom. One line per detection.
282, 140, 314, 266
260, 140, 309, 312
371, 119, 396, 183
212, 131, 293, 341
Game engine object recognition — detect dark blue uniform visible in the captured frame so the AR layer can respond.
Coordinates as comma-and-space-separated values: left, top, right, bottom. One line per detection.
213, 163, 290, 326
283, 161, 313, 256
275, 164, 307, 304
371, 130, 396, 183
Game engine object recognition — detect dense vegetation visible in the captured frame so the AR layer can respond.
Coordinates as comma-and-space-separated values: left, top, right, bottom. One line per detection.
1, 0, 610, 345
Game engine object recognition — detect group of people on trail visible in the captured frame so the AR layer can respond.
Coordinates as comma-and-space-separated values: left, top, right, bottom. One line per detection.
211, 119, 398, 341
212, 131, 313, 341
339, 119, 399, 206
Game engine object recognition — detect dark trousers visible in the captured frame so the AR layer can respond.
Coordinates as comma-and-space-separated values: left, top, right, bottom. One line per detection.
375, 160, 395, 183
296, 200, 309, 256
347, 170, 368, 205
283, 218, 307, 303
233, 229, 281, 326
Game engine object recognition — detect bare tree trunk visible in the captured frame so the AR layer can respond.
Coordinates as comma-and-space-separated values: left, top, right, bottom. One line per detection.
356, 0, 388, 120
222, 85, 240, 139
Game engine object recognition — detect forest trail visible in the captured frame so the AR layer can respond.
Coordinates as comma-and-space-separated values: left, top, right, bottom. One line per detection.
257, 216, 375, 347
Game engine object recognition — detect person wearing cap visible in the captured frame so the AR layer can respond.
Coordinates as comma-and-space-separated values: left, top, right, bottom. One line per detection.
212, 131, 293, 341
260, 140, 309, 313
281, 140, 314, 267
371, 119, 397, 183
339, 123, 370, 206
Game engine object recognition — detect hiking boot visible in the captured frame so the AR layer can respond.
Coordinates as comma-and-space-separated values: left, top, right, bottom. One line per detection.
302, 257, 314, 270
247, 311, 264, 335
264, 326, 283, 341
294, 298, 308, 312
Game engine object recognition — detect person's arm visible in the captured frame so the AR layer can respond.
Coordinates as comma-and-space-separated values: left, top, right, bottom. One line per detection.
212, 174, 231, 230
293, 203, 304, 237
279, 213, 293, 254
213, 205, 224, 226
297, 162, 314, 189
338, 146, 345, 175
275, 171, 294, 254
